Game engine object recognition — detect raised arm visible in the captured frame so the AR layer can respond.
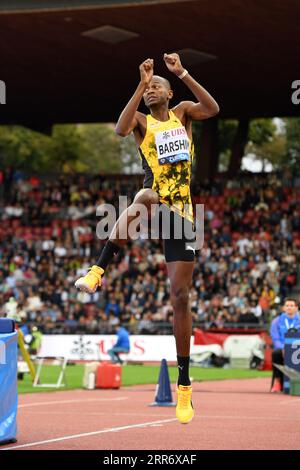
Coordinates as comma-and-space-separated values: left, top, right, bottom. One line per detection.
115, 59, 154, 137
163, 53, 219, 120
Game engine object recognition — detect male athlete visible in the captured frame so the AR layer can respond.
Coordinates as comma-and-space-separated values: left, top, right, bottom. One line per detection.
75, 53, 219, 423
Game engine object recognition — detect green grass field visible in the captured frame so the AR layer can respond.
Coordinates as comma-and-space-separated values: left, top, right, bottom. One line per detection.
18, 364, 271, 394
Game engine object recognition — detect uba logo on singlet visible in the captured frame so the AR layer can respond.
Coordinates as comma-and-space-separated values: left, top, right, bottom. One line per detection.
0, 80, 6, 104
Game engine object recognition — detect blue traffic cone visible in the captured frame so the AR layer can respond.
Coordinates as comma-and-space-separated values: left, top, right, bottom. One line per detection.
150, 359, 176, 407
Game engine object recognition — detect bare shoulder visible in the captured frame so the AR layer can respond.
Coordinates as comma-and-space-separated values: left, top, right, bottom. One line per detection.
171, 101, 195, 125
171, 102, 194, 138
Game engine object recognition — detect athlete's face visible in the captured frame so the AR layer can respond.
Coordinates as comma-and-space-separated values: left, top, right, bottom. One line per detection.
284, 301, 298, 316
143, 77, 173, 108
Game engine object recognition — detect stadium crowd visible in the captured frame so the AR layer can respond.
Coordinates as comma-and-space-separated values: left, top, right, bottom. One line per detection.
0, 168, 299, 334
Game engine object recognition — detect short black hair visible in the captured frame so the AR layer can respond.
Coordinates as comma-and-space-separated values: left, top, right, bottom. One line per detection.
284, 298, 298, 306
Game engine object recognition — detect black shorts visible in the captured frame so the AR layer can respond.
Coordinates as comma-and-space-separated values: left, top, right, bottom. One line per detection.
160, 207, 196, 263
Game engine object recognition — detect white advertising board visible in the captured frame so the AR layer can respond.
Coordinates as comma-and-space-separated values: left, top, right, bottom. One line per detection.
39, 335, 181, 362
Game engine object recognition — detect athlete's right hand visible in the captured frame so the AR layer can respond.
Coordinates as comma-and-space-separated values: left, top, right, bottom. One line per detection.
139, 59, 154, 86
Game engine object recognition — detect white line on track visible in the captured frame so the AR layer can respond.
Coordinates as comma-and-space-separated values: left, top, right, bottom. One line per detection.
18, 397, 128, 408
201, 414, 300, 421
22, 411, 171, 418
0, 418, 177, 450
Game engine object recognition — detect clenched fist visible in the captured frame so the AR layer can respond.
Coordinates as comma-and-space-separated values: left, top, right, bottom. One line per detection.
139, 58, 154, 85
163, 53, 185, 77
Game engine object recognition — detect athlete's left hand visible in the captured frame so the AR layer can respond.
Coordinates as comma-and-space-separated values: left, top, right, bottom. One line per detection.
163, 53, 185, 77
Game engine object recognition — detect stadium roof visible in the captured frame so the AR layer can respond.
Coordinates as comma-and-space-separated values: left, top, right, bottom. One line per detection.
1, 0, 300, 128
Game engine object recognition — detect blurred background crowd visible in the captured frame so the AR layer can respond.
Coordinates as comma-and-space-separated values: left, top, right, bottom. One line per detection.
0, 169, 299, 334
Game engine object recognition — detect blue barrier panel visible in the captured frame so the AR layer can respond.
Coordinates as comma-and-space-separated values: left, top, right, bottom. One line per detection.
284, 331, 300, 394
0, 331, 18, 444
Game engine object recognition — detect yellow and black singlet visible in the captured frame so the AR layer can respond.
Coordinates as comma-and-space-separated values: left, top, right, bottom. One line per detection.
139, 110, 194, 223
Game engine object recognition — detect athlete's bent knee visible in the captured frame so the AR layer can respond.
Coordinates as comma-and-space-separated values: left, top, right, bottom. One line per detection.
133, 189, 159, 209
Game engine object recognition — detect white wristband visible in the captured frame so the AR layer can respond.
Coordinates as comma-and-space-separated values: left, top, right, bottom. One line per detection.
178, 69, 188, 80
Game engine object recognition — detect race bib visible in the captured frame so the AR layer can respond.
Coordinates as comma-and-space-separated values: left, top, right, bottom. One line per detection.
155, 126, 190, 165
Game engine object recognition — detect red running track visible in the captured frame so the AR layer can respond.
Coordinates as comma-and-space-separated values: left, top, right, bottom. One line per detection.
1, 378, 300, 450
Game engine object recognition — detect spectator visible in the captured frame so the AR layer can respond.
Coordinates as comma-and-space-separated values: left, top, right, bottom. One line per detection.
138, 312, 157, 334
4, 297, 18, 319
107, 322, 130, 364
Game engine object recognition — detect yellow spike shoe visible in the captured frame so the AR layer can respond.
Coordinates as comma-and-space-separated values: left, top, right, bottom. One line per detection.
176, 385, 194, 424
75, 265, 104, 293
